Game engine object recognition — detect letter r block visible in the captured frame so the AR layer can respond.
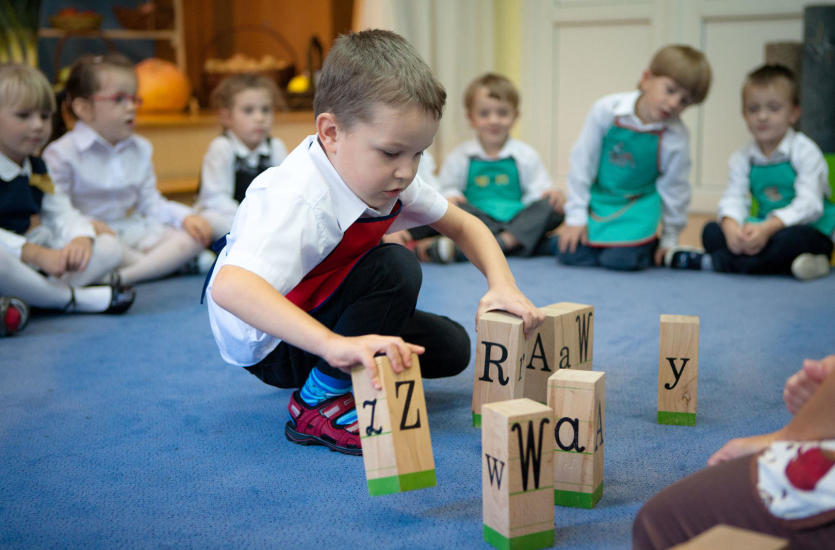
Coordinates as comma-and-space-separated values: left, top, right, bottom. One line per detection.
547, 369, 605, 508
482, 398, 554, 550
658, 314, 699, 426
472, 311, 527, 427
351, 354, 436, 496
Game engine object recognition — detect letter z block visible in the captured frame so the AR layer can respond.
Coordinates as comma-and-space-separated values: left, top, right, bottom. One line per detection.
482, 398, 554, 550
351, 354, 435, 496
473, 311, 527, 427
547, 369, 605, 508
658, 314, 699, 426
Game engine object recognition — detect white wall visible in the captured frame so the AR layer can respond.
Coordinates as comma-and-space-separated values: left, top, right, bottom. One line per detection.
519, 0, 829, 213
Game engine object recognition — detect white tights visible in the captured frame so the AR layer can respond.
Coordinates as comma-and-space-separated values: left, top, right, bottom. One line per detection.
117, 227, 203, 285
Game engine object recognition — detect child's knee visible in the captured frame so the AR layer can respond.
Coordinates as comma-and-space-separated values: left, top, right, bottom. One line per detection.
599, 247, 651, 270
369, 244, 422, 296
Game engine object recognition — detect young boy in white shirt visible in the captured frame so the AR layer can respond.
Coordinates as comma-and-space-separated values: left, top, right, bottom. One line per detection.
666, 64, 834, 280
206, 30, 544, 456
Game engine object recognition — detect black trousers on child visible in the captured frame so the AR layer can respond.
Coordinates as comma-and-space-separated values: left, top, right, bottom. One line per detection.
703, 221, 833, 275
245, 243, 471, 388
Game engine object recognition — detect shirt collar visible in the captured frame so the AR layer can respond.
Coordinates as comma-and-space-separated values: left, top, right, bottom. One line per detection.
72, 120, 138, 152
225, 131, 271, 158
614, 90, 670, 130
747, 128, 795, 162
305, 135, 392, 232
0, 151, 30, 181
464, 138, 515, 160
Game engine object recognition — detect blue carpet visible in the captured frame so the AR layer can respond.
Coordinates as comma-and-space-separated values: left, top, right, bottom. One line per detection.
2, 258, 833, 549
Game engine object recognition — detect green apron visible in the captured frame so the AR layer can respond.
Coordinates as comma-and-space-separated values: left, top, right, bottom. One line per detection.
748, 161, 835, 237
464, 157, 524, 223
588, 123, 663, 245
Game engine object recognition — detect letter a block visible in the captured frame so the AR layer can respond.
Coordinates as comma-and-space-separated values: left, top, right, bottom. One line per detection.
482, 398, 554, 550
473, 311, 527, 427
547, 369, 605, 508
351, 354, 435, 496
658, 315, 699, 426
523, 303, 595, 403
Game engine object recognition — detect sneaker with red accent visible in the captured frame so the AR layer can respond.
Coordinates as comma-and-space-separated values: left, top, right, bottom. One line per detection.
285, 390, 362, 455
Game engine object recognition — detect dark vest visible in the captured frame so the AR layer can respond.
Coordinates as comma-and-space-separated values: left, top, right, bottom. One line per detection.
0, 156, 49, 235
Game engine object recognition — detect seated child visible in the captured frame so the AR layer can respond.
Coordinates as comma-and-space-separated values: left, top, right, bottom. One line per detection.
432, 73, 564, 260
558, 45, 711, 270
665, 64, 834, 280
0, 63, 134, 316
43, 53, 213, 285
195, 73, 288, 240
206, 30, 545, 456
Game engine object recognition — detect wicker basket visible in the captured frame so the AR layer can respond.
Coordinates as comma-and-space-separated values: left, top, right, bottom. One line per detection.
49, 12, 103, 32
200, 25, 297, 108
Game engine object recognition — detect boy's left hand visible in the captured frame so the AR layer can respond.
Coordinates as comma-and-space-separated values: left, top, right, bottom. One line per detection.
542, 188, 566, 214
653, 247, 667, 266
62, 236, 93, 272
477, 284, 545, 339
183, 214, 212, 247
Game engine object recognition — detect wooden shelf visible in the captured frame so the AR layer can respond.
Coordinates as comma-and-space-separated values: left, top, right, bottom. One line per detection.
38, 28, 177, 40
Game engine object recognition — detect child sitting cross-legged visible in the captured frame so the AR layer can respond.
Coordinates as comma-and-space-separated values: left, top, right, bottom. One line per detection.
0, 63, 134, 319
206, 30, 545, 456
665, 64, 834, 280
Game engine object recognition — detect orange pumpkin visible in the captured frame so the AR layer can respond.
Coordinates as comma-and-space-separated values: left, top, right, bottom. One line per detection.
135, 58, 191, 113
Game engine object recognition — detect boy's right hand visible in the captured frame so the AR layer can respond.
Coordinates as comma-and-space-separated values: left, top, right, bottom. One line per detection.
323, 334, 425, 390
556, 224, 587, 254
720, 218, 745, 254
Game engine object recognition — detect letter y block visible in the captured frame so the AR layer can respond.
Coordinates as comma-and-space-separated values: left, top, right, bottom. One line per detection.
658, 314, 699, 426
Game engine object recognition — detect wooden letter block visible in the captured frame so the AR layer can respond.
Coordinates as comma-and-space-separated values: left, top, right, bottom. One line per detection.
482, 398, 554, 550
658, 314, 699, 426
351, 354, 435, 496
547, 369, 605, 508
523, 302, 594, 403
473, 311, 527, 427
670, 524, 788, 550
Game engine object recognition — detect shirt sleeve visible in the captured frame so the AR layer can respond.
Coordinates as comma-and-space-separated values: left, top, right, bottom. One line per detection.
133, 142, 193, 227
717, 149, 752, 225
0, 227, 26, 258
516, 143, 553, 205
771, 137, 828, 227
656, 124, 692, 249
416, 150, 440, 190
437, 144, 469, 199
197, 137, 239, 217
564, 98, 612, 226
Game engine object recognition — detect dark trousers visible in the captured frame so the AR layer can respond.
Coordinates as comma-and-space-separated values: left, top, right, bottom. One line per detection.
633, 454, 835, 550
245, 244, 470, 388
557, 239, 658, 271
703, 221, 834, 275
407, 199, 563, 257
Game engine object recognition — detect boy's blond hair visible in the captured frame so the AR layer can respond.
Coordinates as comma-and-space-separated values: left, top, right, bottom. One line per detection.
648, 45, 712, 104
314, 29, 446, 128
743, 64, 798, 106
210, 72, 285, 112
464, 73, 519, 113
0, 63, 56, 113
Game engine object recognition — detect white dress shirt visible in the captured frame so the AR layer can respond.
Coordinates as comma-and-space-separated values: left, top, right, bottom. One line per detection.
718, 129, 830, 230
207, 135, 448, 366
0, 152, 95, 259
564, 91, 692, 249
437, 138, 552, 205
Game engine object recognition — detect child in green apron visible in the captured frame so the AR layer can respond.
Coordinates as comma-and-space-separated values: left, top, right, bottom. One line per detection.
426, 73, 564, 261
558, 45, 711, 270
666, 65, 833, 280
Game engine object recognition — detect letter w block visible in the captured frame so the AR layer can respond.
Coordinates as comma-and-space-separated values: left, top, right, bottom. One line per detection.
482, 398, 554, 550
547, 369, 605, 508
351, 354, 435, 496
472, 311, 527, 427
658, 314, 699, 426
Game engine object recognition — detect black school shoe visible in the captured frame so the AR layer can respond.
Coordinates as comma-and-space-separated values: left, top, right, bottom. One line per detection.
107, 285, 136, 314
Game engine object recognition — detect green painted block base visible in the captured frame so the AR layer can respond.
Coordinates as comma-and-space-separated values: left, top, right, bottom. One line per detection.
366, 469, 436, 496
657, 411, 697, 426
483, 525, 554, 550
554, 482, 603, 509
473, 413, 482, 427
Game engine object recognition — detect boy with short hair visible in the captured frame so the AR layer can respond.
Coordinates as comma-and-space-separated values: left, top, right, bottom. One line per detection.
434, 72, 564, 258
665, 64, 834, 280
558, 44, 711, 270
206, 30, 544, 456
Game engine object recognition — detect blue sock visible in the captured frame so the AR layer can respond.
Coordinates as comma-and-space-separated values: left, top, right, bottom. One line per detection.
298, 367, 356, 426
